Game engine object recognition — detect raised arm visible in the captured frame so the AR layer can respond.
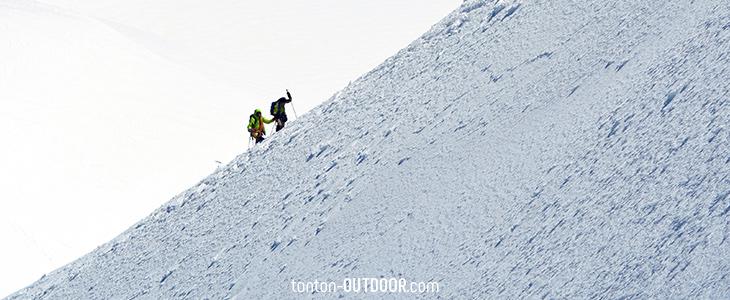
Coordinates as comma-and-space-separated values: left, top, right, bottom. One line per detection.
285, 89, 292, 103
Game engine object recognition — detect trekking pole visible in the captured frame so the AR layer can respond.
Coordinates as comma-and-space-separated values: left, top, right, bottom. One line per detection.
248, 136, 252, 149
291, 102, 298, 119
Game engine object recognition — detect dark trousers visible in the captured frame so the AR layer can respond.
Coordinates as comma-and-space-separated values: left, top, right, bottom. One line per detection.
251, 131, 265, 143
274, 113, 288, 131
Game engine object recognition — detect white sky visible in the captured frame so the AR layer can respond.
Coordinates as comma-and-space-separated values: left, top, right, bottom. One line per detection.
0, 0, 461, 296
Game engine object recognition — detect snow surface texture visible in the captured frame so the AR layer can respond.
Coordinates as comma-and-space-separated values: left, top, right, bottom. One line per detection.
0, 0, 460, 294
9, 0, 730, 298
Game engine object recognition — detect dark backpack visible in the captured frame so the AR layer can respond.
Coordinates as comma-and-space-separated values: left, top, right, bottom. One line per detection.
270, 101, 277, 115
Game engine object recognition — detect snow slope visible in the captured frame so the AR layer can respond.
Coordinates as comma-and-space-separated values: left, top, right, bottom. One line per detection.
0, 0, 251, 294
9, 0, 730, 298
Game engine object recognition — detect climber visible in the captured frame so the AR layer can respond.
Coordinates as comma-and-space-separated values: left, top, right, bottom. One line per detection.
270, 89, 293, 132
247, 108, 273, 144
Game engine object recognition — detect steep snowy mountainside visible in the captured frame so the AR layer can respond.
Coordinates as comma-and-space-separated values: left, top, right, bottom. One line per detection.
9, 0, 730, 299
0, 0, 252, 294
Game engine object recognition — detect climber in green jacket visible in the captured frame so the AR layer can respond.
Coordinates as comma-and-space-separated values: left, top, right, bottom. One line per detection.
247, 109, 273, 144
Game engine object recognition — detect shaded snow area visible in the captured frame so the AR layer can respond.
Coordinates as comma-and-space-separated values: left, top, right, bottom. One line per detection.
8, 0, 730, 299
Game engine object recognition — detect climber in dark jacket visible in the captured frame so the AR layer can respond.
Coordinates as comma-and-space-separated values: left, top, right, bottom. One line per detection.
270, 89, 293, 132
